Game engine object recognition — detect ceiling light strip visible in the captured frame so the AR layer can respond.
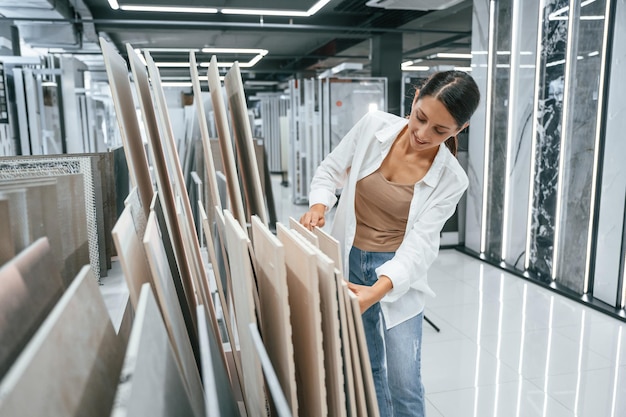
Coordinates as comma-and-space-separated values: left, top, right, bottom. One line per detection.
119, 5, 218, 13
116, 0, 331, 16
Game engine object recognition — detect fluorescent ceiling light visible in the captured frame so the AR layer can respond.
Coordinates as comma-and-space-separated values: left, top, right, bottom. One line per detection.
202, 48, 268, 55
144, 47, 200, 52
588, 50, 600, 57
401, 65, 429, 72
436, 52, 472, 59
453, 66, 472, 71
119, 5, 218, 13
221, 8, 308, 16
108, 0, 119, 10
221, 0, 331, 17
199, 48, 268, 68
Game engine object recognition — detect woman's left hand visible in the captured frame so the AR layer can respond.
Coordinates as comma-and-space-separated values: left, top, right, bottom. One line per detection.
348, 281, 385, 314
347, 275, 393, 314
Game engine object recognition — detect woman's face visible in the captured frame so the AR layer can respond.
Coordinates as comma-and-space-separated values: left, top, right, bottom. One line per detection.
407, 94, 466, 152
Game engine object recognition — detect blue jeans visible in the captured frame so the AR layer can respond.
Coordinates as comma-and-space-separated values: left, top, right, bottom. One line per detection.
349, 246, 425, 417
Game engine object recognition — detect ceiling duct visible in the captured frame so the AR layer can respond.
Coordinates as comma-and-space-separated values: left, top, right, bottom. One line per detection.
365, 0, 465, 11
0, 0, 97, 50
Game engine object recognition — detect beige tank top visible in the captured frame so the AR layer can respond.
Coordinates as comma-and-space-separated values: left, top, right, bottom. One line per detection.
353, 171, 414, 252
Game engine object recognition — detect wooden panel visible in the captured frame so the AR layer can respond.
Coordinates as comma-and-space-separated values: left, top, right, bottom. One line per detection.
0, 266, 123, 417
189, 52, 222, 221
0, 180, 63, 283
145, 50, 218, 338
0, 190, 27, 256
249, 322, 293, 417
0, 197, 15, 264
334, 270, 356, 417
341, 282, 367, 417
110, 284, 201, 417
143, 212, 204, 416
150, 193, 197, 357
290, 232, 346, 417
197, 305, 241, 417
199, 202, 243, 389
222, 209, 266, 417
313, 226, 344, 274
250, 216, 298, 416
99, 38, 153, 217
206, 56, 246, 228
126, 44, 197, 329
0, 237, 63, 378
54, 174, 90, 284
111, 206, 152, 310
288, 217, 319, 247
124, 187, 147, 240
276, 223, 327, 417
223, 62, 268, 225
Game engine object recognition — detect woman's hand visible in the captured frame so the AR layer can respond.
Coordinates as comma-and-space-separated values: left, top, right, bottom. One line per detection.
299, 203, 327, 231
347, 275, 393, 314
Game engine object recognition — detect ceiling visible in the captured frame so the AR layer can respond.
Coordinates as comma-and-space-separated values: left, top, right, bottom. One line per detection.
0, 0, 474, 89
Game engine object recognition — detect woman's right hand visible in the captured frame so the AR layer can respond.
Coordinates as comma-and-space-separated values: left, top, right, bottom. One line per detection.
299, 203, 327, 231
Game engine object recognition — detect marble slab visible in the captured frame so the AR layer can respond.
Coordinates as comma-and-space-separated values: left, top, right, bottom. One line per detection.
336, 270, 357, 417
111, 207, 153, 310
222, 209, 266, 417
197, 305, 241, 417
143, 212, 204, 416
110, 283, 200, 417
465, 0, 490, 253
0, 265, 123, 417
250, 216, 298, 416
249, 323, 293, 417
99, 38, 153, 217
276, 222, 327, 417
200, 204, 244, 392
593, 0, 626, 305
0, 237, 63, 378
224, 62, 268, 226
346, 289, 379, 417
206, 56, 246, 228
341, 281, 367, 417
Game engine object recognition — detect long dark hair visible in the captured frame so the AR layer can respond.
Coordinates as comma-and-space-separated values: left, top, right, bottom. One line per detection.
417, 70, 480, 156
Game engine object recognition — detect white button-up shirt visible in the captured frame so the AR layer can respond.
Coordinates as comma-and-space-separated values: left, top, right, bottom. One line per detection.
309, 111, 468, 328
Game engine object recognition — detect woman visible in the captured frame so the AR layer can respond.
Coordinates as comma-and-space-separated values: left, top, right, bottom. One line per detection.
300, 71, 480, 417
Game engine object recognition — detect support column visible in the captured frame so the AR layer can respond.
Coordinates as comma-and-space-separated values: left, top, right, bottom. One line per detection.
0, 21, 15, 56
370, 32, 402, 116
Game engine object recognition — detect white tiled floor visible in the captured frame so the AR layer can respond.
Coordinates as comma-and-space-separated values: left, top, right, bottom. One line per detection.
273, 175, 626, 417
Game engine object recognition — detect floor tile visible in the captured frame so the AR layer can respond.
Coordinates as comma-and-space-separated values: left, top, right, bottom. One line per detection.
428, 380, 574, 417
